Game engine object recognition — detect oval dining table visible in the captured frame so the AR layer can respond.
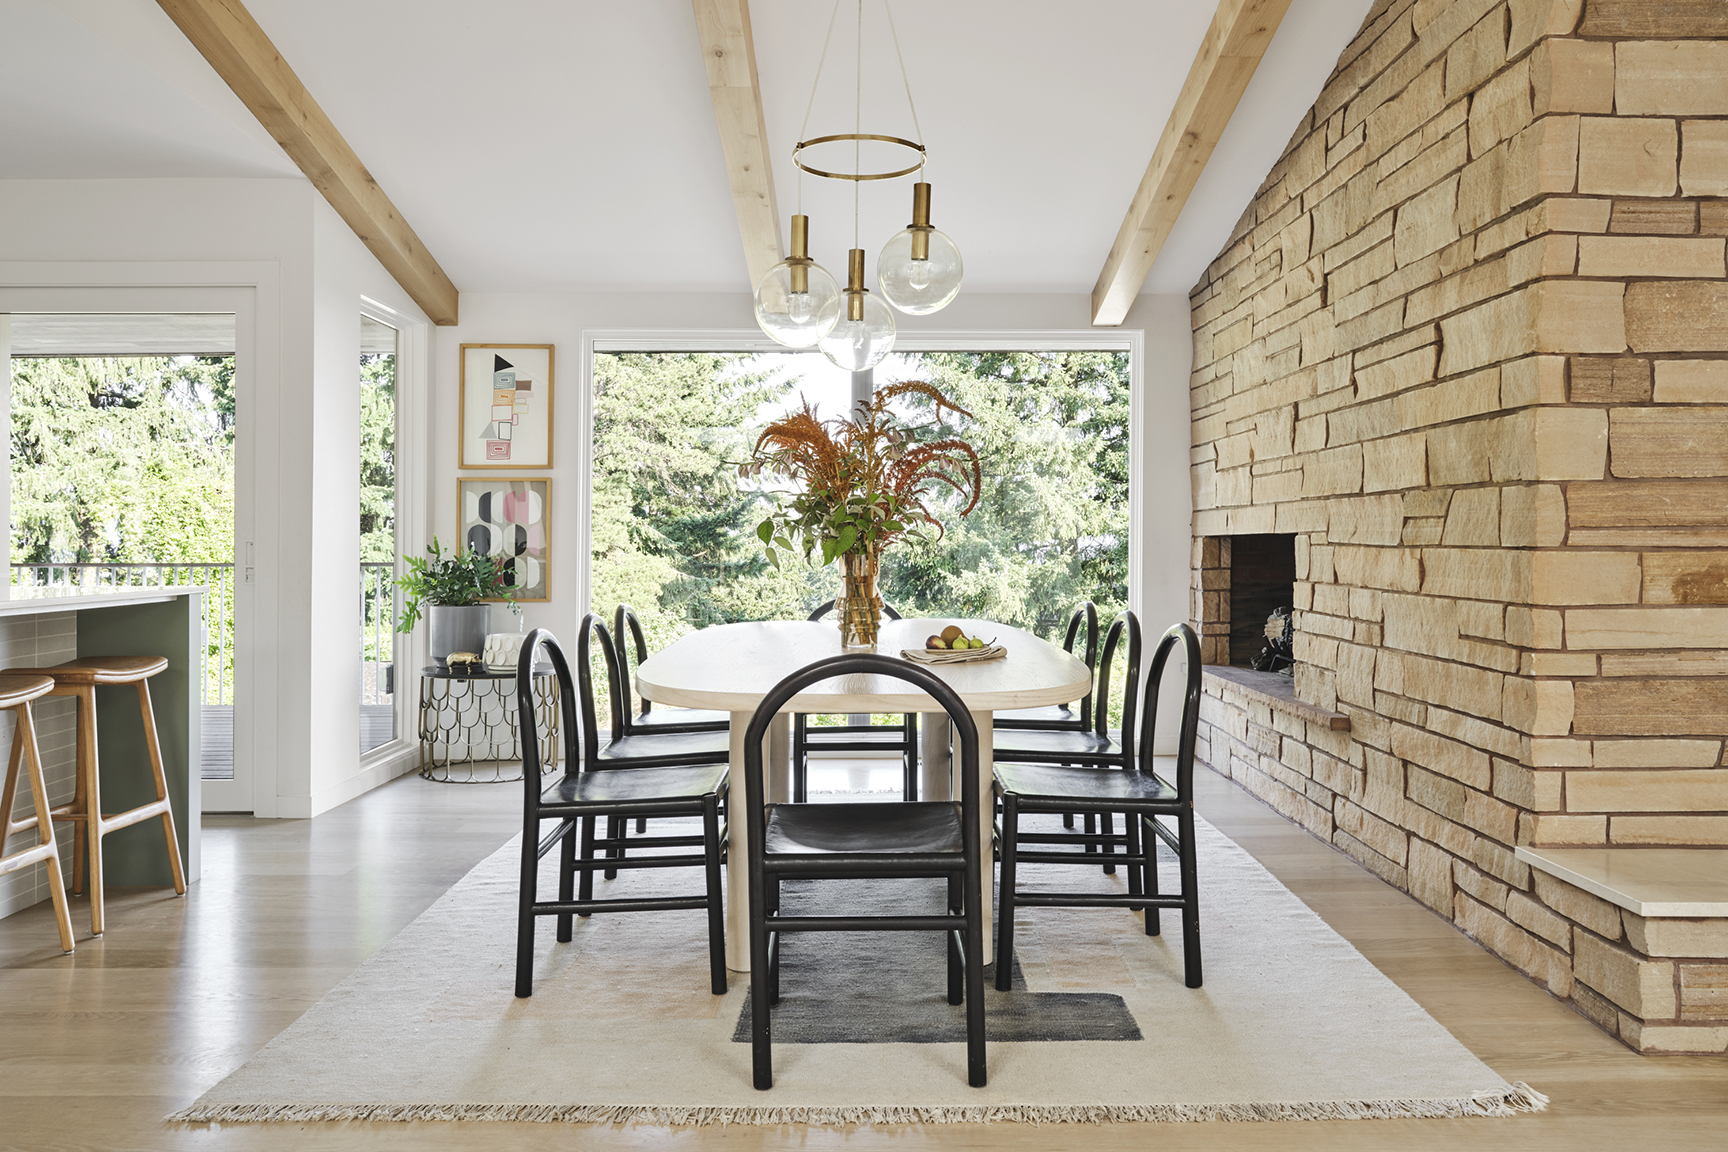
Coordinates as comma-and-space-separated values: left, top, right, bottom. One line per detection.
635, 617, 1093, 972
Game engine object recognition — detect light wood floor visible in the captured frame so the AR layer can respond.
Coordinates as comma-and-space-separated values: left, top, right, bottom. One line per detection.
2, 766, 1724, 1150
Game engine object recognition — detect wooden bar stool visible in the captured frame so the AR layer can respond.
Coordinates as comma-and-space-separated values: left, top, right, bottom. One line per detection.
14, 656, 187, 936
0, 673, 75, 952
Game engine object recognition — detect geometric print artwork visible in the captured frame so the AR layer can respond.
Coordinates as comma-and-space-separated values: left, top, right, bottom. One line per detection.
459, 344, 553, 469
459, 478, 549, 601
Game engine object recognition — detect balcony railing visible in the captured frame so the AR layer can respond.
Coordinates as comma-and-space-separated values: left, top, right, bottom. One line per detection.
12, 562, 237, 706
11, 561, 403, 773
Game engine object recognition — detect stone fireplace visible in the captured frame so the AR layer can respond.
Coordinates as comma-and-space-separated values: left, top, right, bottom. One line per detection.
1186, 0, 1728, 1054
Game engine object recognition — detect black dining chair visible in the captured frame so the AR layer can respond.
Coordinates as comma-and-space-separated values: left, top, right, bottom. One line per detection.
511, 627, 729, 998
743, 653, 987, 1090
990, 610, 1141, 878
576, 614, 731, 879
993, 622, 1204, 990
993, 600, 1099, 733
613, 603, 730, 736
791, 599, 918, 802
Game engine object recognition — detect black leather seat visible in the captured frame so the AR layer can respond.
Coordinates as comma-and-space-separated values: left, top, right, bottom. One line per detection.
792, 599, 917, 802
764, 801, 964, 857
613, 604, 730, 735
994, 622, 1205, 991
742, 653, 987, 1091
511, 626, 729, 999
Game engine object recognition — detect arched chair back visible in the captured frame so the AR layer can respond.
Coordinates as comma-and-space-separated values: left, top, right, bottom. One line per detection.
806, 598, 903, 622
1091, 610, 1143, 750
741, 653, 987, 1090
513, 627, 728, 998
574, 613, 626, 766
612, 603, 728, 736
993, 600, 1100, 734
1064, 599, 1101, 721
517, 628, 582, 791
793, 600, 916, 802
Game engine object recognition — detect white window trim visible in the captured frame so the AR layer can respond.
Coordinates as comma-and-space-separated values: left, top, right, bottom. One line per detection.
357, 294, 430, 780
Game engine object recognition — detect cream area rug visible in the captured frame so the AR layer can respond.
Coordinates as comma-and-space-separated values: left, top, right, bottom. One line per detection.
170, 811, 1544, 1126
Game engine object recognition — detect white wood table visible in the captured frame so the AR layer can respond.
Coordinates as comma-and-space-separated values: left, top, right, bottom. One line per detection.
635, 617, 1093, 972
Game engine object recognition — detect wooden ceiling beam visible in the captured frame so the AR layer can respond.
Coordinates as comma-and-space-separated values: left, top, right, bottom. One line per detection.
156, 0, 460, 325
692, 0, 783, 289
1090, 0, 1292, 327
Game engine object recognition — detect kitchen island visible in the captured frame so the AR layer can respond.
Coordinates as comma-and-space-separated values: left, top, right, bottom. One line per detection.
0, 585, 202, 919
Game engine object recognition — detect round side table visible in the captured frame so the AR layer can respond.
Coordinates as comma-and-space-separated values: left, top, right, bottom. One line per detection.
418, 663, 559, 783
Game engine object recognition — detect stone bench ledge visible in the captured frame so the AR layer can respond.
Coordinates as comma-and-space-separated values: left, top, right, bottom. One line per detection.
1516, 846, 1728, 918
1201, 665, 1350, 732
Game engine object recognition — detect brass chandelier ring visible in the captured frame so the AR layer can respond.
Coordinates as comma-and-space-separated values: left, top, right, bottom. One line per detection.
792, 133, 926, 181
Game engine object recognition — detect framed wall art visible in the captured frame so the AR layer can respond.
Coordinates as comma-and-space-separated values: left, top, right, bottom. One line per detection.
458, 477, 550, 602
459, 343, 554, 468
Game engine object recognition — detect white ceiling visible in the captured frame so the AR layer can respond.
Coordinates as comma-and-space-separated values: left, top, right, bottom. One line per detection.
1, 0, 1375, 301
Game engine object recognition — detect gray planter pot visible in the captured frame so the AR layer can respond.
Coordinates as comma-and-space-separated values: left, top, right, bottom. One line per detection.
428, 604, 491, 665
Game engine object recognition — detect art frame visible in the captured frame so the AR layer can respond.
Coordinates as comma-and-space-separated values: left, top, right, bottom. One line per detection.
459, 343, 554, 469
458, 477, 550, 603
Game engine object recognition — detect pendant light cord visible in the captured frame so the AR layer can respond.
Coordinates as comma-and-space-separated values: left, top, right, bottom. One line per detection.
881, 0, 925, 173
854, 0, 862, 249
799, 0, 844, 146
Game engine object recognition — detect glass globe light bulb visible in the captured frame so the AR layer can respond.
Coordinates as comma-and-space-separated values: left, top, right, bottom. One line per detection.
754, 214, 840, 348
878, 225, 963, 315
816, 289, 896, 372
754, 259, 840, 348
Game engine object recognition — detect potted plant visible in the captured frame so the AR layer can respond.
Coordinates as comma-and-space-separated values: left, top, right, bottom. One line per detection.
748, 381, 981, 647
396, 538, 521, 666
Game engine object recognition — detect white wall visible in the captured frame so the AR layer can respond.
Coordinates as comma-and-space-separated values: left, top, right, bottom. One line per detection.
432, 289, 1194, 751
0, 177, 432, 818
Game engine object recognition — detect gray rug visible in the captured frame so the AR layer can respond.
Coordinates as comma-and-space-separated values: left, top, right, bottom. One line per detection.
167, 807, 1545, 1126
731, 877, 1142, 1044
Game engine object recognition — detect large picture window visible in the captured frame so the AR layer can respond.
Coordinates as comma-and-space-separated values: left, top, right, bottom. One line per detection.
589, 348, 1130, 655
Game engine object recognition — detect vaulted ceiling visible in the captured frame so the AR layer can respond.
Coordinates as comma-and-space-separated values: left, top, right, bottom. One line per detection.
2, 0, 1375, 300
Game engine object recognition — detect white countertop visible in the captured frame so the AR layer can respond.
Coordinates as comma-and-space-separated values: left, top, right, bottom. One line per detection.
0, 584, 206, 616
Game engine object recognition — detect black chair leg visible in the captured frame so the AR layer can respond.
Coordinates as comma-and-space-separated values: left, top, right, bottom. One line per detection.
964, 855, 987, 1088
751, 888, 774, 1090
994, 794, 1019, 992
1143, 813, 1161, 936
514, 819, 540, 998
946, 873, 963, 1005
768, 879, 782, 1005
1101, 811, 1116, 875
1125, 812, 1144, 910
702, 795, 727, 995
604, 814, 621, 881
1178, 809, 1202, 988
557, 818, 578, 942
636, 816, 647, 834
1063, 812, 1074, 829
577, 816, 597, 914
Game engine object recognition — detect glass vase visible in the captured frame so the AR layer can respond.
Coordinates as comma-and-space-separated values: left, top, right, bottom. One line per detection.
835, 546, 883, 649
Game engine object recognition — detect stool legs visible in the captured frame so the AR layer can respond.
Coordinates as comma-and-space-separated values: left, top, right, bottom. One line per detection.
136, 678, 188, 897
0, 701, 75, 953
58, 679, 186, 937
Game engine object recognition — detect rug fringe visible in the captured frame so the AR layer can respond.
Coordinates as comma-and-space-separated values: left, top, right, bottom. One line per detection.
167, 1083, 1547, 1126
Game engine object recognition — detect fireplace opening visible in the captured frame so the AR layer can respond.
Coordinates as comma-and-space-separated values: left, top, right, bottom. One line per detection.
1229, 533, 1295, 669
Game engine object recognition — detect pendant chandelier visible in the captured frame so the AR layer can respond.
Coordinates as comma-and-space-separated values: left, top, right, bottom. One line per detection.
752, 0, 964, 370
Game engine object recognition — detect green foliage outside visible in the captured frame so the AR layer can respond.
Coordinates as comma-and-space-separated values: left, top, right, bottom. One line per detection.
10, 355, 238, 701
590, 348, 1130, 655
11, 356, 235, 566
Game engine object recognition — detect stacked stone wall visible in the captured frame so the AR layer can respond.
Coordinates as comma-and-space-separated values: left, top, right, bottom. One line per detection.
1188, 0, 1728, 1053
